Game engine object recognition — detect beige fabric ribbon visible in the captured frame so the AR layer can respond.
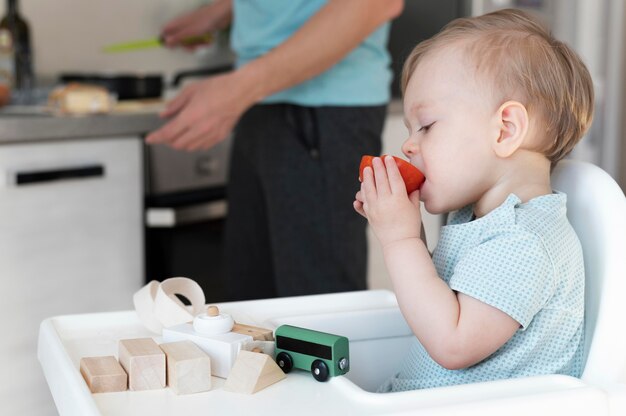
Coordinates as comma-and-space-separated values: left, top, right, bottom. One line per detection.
133, 277, 206, 334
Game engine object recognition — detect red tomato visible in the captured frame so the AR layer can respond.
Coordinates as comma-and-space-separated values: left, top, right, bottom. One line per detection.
359, 155, 425, 194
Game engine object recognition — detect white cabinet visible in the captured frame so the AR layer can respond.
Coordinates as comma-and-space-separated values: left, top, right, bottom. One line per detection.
367, 109, 443, 290
0, 137, 144, 415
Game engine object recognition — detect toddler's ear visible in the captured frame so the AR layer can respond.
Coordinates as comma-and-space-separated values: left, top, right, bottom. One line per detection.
493, 101, 529, 158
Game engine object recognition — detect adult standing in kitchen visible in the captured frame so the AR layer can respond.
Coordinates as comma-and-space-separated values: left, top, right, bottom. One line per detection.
147, 0, 403, 300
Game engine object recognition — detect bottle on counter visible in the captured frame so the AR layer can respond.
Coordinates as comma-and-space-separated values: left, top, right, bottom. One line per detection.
0, 5, 13, 90
0, 0, 33, 92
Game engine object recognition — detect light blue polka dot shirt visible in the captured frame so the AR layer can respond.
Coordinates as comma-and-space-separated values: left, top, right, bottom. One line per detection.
380, 193, 585, 392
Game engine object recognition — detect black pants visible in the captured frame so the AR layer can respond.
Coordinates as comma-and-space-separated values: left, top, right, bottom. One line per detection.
223, 104, 386, 300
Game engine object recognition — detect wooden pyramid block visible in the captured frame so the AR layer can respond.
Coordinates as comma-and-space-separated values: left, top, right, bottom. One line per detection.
223, 350, 286, 394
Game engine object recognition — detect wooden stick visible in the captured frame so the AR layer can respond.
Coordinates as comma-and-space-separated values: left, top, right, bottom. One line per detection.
231, 323, 275, 341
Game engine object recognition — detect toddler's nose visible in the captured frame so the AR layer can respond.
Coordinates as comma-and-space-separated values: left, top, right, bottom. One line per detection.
401, 136, 419, 158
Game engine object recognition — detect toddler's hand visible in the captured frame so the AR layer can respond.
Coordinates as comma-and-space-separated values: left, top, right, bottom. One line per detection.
353, 189, 367, 218
358, 156, 422, 247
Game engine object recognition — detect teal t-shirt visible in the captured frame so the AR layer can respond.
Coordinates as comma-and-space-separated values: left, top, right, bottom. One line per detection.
231, 0, 393, 106
380, 193, 585, 392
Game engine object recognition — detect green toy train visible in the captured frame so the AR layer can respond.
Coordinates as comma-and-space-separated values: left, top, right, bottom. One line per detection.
274, 324, 350, 382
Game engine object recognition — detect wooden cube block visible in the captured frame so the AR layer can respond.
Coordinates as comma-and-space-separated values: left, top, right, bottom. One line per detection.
223, 350, 286, 394
160, 341, 212, 394
80, 356, 127, 393
118, 338, 166, 391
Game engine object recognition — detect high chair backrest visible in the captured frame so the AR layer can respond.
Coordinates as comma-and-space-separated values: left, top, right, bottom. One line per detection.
551, 160, 626, 385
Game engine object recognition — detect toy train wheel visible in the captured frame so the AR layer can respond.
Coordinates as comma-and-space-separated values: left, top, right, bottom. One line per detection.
276, 352, 293, 373
311, 359, 329, 382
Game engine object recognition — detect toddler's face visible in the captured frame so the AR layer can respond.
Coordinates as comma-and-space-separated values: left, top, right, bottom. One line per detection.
401, 46, 501, 214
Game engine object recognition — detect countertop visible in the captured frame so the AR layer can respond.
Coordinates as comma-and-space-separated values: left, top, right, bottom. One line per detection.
0, 104, 165, 144
0, 99, 404, 145
0, 99, 402, 145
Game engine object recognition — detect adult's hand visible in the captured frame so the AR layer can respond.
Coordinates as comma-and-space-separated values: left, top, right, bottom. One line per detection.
145, 71, 258, 151
161, 0, 232, 48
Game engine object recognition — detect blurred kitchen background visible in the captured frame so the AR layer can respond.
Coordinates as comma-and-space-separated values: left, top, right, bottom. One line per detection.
0, 0, 624, 414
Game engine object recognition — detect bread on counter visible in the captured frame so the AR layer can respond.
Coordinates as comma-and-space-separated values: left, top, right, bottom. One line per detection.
48, 83, 114, 115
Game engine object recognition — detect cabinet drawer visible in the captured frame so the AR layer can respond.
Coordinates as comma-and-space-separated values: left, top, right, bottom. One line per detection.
0, 137, 144, 415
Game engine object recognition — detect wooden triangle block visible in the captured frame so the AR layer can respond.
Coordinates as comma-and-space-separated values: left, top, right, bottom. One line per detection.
223, 350, 286, 394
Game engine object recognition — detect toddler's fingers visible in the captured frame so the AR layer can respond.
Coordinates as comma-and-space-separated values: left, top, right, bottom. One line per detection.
361, 166, 377, 205
372, 157, 391, 196
408, 189, 421, 208
353, 200, 367, 218
385, 155, 406, 195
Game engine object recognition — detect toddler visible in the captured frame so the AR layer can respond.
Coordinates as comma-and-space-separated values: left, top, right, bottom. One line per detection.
354, 8, 593, 392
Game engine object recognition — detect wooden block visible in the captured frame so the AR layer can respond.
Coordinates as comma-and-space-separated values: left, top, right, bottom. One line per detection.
80, 356, 127, 393
163, 323, 252, 378
160, 341, 212, 394
223, 350, 286, 394
232, 323, 275, 341
118, 338, 166, 391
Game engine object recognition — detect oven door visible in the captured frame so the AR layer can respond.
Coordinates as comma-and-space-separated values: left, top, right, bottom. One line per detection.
144, 137, 232, 302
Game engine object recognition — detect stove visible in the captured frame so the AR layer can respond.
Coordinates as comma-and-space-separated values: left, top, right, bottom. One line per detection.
144, 136, 232, 301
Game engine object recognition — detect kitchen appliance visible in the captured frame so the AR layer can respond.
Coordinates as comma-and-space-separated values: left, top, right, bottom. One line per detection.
143, 65, 235, 301
58, 64, 234, 102
59, 73, 163, 100
144, 137, 232, 301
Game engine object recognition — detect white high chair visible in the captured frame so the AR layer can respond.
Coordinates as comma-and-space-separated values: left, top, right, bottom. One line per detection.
35, 160, 626, 416
551, 159, 626, 411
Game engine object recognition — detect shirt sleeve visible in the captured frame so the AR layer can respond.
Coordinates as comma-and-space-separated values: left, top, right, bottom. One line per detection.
448, 229, 554, 329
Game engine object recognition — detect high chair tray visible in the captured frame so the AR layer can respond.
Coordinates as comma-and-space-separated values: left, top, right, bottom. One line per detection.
38, 290, 609, 415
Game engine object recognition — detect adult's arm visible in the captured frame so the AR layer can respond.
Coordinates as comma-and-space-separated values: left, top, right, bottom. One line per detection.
146, 0, 404, 150
239, 0, 404, 102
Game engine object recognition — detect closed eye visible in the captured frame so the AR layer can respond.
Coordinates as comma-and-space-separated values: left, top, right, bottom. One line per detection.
418, 122, 435, 133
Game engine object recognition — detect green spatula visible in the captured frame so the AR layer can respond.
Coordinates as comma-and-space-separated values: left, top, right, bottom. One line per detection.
103, 33, 213, 53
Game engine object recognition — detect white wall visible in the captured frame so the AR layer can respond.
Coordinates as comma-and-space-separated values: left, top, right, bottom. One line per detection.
1, 0, 232, 84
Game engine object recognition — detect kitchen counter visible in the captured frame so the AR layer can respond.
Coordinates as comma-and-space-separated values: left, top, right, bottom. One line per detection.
0, 105, 165, 144
0, 99, 403, 144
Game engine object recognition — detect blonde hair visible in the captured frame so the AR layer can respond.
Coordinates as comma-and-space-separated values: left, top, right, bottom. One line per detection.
401, 8, 594, 168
